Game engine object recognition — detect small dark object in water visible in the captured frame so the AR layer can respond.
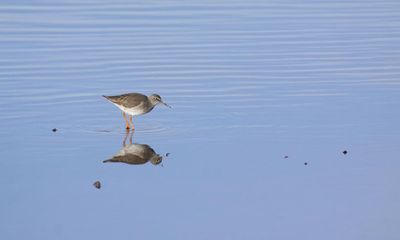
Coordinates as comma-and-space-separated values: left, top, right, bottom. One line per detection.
166, 153, 170, 157
304, 162, 308, 166
93, 181, 101, 189
284, 156, 288, 159
52, 128, 57, 132
343, 150, 348, 155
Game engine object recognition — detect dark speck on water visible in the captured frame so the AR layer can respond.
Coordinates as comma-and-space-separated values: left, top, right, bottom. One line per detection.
166, 153, 170, 157
284, 156, 288, 159
304, 162, 308, 166
93, 181, 101, 189
343, 150, 348, 155
52, 128, 57, 132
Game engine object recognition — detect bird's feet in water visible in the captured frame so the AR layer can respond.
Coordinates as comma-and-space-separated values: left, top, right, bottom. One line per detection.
125, 124, 134, 131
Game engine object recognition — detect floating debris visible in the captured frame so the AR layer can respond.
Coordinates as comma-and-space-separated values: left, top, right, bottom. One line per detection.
342, 150, 348, 155
166, 153, 170, 157
93, 181, 101, 189
304, 162, 308, 166
52, 128, 57, 132
284, 156, 288, 159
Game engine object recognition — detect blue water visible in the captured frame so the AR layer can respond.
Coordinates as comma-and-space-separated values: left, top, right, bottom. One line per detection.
1, 1, 400, 239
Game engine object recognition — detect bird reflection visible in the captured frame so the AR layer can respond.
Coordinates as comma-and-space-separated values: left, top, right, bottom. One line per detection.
103, 130, 163, 166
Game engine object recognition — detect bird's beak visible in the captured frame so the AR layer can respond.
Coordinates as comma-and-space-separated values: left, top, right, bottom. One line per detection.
161, 101, 172, 108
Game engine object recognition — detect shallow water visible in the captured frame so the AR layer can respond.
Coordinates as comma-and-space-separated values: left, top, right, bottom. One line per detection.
1, 1, 400, 239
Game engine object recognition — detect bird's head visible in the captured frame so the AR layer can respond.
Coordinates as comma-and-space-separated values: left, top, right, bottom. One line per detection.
149, 94, 171, 108
150, 154, 163, 165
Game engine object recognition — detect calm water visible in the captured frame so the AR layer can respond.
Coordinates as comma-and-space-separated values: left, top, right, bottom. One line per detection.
1, 1, 400, 239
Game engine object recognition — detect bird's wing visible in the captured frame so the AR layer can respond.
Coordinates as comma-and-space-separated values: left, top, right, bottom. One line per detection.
106, 154, 148, 165
104, 93, 148, 108
141, 144, 157, 158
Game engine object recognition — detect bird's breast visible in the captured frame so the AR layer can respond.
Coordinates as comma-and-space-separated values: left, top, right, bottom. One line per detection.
114, 102, 151, 116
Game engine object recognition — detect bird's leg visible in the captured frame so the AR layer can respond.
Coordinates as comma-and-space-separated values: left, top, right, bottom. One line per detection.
123, 129, 130, 146
129, 115, 134, 130
122, 112, 130, 129
129, 130, 133, 145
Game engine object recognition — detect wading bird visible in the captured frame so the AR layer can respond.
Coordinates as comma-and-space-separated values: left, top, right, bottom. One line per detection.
103, 93, 171, 129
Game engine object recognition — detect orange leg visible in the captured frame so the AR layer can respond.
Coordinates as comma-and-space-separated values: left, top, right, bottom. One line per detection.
129, 129, 133, 144
129, 115, 135, 130
123, 129, 129, 146
122, 112, 130, 129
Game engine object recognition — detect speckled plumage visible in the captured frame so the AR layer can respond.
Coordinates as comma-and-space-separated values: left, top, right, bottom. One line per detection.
103, 143, 162, 165
103, 93, 153, 116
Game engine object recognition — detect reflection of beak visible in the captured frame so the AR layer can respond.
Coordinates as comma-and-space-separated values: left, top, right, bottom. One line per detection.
161, 101, 172, 108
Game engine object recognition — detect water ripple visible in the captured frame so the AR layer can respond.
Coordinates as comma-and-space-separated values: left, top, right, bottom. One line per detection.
0, 0, 399, 134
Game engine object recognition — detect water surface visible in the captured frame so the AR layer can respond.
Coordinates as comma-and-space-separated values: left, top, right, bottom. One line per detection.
1, 1, 400, 239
